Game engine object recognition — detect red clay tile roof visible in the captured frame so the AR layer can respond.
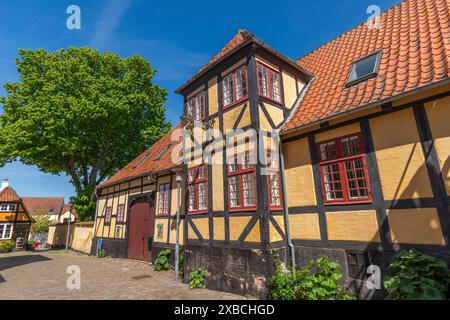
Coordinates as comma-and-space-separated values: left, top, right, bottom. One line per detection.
282, 0, 450, 132
22, 197, 65, 214
99, 124, 183, 188
0, 186, 21, 202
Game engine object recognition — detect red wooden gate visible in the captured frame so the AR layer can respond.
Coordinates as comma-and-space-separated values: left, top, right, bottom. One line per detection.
127, 195, 155, 261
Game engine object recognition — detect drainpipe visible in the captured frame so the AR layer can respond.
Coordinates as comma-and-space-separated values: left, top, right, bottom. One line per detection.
279, 142, 296, 270
174, 170, 183, 281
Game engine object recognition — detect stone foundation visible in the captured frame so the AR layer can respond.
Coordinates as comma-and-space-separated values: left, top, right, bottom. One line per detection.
90, 237, 127, 258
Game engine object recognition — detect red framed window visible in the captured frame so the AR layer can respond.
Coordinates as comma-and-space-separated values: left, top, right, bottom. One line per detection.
157, 183, 171, 215
188, 165, 209, 214
257, 62, 282, 103
223, 66, 248, 108
227, 152, 257, 211
117, 204, 125, 222
265, 150, 283, 210
318, 134, 372, 204
186, 91, 205, 121
105, 206, 112, 224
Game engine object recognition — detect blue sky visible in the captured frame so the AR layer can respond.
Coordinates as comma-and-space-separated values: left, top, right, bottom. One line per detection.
0, 0, 402, 201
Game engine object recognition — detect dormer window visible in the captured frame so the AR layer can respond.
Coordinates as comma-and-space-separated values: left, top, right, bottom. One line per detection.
257, 62, 282, 103
0, 203, 16, 212
223, 66, 248, 108
186, 91, 205, 121
347, 51, 381, 86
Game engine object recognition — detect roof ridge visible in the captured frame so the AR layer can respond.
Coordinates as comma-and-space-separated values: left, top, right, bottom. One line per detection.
296, 0, 407, 63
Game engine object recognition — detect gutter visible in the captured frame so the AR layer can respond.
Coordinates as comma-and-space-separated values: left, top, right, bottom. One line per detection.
279, 142, 296, 270
281, 77, 450, 137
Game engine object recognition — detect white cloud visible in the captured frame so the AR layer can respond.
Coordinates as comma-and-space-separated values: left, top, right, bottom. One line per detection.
90, 0, 133, 49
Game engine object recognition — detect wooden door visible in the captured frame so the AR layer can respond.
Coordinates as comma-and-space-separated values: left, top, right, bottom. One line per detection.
127, 194, 155, 261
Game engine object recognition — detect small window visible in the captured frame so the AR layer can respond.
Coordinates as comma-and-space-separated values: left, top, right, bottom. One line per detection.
223, 66, 248, 108
157, 183, 171, 215
133, 151, 152, 169
265, 150, 283, 210
227, 152, 257, 211
105, 207, 112, 224
156, 223, 164, 239
346, 251, 371, 279
318, 134, 372, 204
347, 51, 381, 85
0, 203, 16, 212
257, 63, 282, 103
0, 223, 13, 240
117, 204, 125, 222
188, 165, 209, 214
186, 91, 206, 121
154, 144, 173, 161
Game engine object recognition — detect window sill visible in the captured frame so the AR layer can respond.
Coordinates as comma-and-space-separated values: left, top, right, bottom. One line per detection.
324, 199, 372, 206
188, 210, 208, 216
223, 97, 249, 110
229, 207, 258, 213
259, 95, 283, 107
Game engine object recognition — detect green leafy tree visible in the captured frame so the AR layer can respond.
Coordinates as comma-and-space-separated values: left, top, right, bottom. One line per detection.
31, 213, 50, 234
0, 47, 171, 220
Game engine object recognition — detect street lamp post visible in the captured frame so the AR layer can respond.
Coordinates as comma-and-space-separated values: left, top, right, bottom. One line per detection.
174, 171, 183, 281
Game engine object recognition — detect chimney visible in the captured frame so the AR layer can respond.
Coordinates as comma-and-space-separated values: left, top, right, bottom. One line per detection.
0, 179, 9, 191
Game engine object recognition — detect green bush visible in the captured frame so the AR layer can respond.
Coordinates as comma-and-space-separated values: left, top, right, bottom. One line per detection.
0, 240, 15, 253
154, 249, 171, 271
189, 268, 207, 289
27, 240, 36, 251
384, 249, 450, 300
97, 249, 107, 258
270, 256, 356, 300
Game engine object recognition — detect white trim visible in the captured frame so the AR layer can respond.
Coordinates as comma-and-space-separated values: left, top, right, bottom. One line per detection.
0, 223, 14, 240
0, 203, 17, 212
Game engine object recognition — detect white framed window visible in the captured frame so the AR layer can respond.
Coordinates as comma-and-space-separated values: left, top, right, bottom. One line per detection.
0, 203, 17, 212
0, 223, 13, 240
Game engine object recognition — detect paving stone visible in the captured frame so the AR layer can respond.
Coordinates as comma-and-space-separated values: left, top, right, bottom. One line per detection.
0, 250, 244, 300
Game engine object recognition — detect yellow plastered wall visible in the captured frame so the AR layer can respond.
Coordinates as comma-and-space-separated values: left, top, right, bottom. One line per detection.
221, 58, 247, 77
154, 218, 168, 243
326, 210, 381, 242
244, 221, 260, 243
259, 102, 284, 130
387, 208, 445, 245
212, 164, 224, 211
223, 102, 251, 130
208, 77, 219, 116
190, 218, 209, 240
289, 213, 321, 240
425, 96, 450, 195
229, 216, 252, 241
315, 123, 361, 143
370, 109, 433, 200
168, 217, 184, 245
269, 216, 285, 243
0, 213, 15, 222
282, 71, 298, 109
284, 138, 317, 206
170, 174, 185, 216
213, 217, 225, 241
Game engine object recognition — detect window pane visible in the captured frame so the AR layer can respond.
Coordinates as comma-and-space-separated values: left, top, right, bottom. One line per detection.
270, 71, 281, 102
269, 173, 281, 206
243, 173, 256, 207
349, 52, 379, 82
5, 225, 12, 239
320, 142, 337, 160
188, 185, 196, 212
223, 75, 233, 106
0, 225, 4, 239
258, 65, 268, 97
322, 164, 343, 200
345, 158, 369, 199
342, 136, 360, 156
198, 182, 207, 211
229, 176, 241, 208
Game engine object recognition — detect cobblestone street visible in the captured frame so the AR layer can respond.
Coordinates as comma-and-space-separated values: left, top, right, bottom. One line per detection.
0, 250, 244, 300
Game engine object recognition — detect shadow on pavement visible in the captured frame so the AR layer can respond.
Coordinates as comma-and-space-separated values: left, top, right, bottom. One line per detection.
0, 254, 52, 272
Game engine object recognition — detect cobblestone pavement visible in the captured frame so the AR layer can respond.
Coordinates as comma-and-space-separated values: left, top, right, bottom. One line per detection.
0, 250, 244, 300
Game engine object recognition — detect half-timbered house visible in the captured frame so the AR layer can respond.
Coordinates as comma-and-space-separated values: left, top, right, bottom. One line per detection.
93, 0, 450, 298
0, 180, 33, 249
